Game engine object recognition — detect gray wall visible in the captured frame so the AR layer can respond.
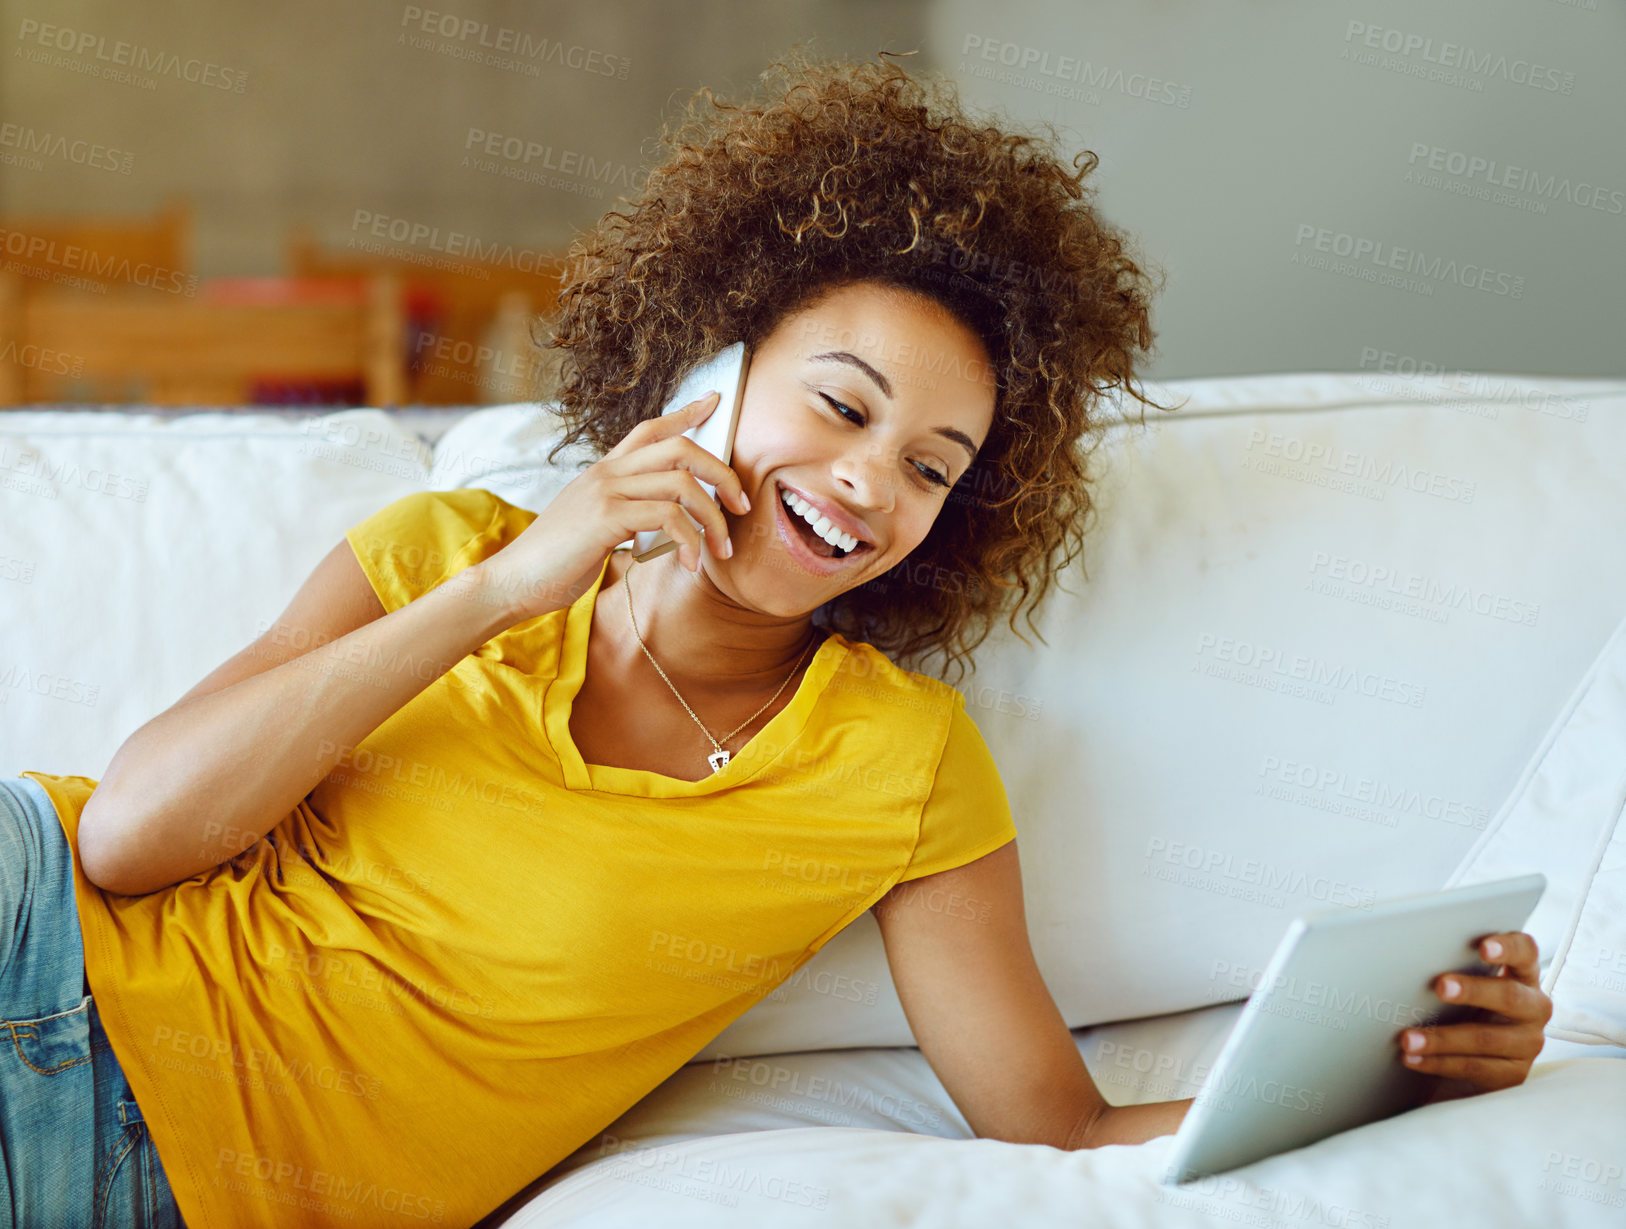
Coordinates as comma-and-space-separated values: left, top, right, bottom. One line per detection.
2, 0, 1620, 380
925, 0, 1624, 379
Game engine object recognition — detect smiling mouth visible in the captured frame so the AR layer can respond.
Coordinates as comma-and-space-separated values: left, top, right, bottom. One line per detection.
776, 483, 871, 562
791, 509, 849, 558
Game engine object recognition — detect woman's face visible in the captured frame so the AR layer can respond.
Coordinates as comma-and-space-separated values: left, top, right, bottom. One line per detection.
712, 279, 998, 617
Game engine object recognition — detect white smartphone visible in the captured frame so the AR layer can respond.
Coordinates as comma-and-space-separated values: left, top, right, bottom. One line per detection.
629, 342, 752, 563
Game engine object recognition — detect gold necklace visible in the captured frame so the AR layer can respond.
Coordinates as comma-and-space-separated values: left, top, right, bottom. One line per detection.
622, 555, 816, 774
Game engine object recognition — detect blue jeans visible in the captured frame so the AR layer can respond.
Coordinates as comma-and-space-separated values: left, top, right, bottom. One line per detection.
0, 776, 186, 1228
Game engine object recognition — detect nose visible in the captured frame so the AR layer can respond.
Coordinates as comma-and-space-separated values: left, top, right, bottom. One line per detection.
831, 439, 897, 516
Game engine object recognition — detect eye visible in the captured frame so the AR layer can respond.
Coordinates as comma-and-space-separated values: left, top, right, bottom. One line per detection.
817, 392, 952, 490
818, 391, 864, 427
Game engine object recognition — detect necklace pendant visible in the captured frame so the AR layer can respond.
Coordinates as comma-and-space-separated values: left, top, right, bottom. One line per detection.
707, 749, 731, 773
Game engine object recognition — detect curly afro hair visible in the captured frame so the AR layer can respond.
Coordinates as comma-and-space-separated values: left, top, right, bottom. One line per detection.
535, 46, 1173, 687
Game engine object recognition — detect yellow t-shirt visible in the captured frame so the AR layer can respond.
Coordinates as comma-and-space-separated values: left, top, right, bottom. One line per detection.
25, 487, 1018, 1229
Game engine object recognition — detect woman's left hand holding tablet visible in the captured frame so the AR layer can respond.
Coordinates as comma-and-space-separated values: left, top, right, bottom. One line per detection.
1396, 930, 1553, 1102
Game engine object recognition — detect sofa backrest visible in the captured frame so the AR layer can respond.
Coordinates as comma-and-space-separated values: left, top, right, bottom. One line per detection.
4, 372, 1622, 1057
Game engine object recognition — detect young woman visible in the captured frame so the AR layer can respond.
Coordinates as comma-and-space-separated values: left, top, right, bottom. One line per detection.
3, 52, 1551, 1229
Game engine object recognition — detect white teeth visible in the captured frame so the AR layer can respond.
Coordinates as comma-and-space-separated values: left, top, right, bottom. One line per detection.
780, 488, 859, 554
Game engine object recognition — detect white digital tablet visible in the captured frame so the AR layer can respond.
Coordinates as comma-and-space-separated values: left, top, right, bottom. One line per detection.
1161, 871, 1547, 1184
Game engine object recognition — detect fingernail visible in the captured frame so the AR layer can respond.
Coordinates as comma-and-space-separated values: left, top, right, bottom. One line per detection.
1404, 1031, 1425, 1051
1404, 1054, 1423, 1065
723, 538, 733, 558
1484, 939, 1503, 958
1441, 977, 1460, 998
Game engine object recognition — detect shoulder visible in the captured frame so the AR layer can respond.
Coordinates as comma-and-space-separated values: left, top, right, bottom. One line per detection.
347, 487, 531, 563
344, 487, 536, 610
882, 666, 1015, 882
362, 486, 518, 534
829, 639, 1007, 804
826, 635, 964, 719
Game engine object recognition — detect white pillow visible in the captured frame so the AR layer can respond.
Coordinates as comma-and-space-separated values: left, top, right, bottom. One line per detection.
1445, 612, 1626, 1046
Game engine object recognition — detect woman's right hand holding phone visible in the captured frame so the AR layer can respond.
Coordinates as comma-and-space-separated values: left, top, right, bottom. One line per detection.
470, 391, 753, 623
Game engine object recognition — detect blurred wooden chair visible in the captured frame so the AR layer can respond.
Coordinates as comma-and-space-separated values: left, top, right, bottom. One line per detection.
286, 225, 565, 404
0, 199, 192, 295
0, 273, 408, 407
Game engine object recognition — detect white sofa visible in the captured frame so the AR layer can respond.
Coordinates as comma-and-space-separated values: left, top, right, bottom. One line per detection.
5, 371, 1624, 1228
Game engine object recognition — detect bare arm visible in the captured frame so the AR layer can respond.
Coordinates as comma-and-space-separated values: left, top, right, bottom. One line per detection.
873, 844, 1554, 1149
76, 540, 518, 896
872, 840, 1192, 1150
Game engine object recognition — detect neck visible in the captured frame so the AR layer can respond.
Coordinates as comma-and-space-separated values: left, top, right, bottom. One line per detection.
602, 549, 822, 695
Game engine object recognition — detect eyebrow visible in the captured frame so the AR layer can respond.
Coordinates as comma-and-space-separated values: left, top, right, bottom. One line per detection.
807, 350, 980, 464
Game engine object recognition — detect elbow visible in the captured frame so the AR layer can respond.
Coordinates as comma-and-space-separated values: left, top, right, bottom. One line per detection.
81, 847, 165, 897
76, 799, 153, 896
78, 847, 124, 895
76, 827, 135, 895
